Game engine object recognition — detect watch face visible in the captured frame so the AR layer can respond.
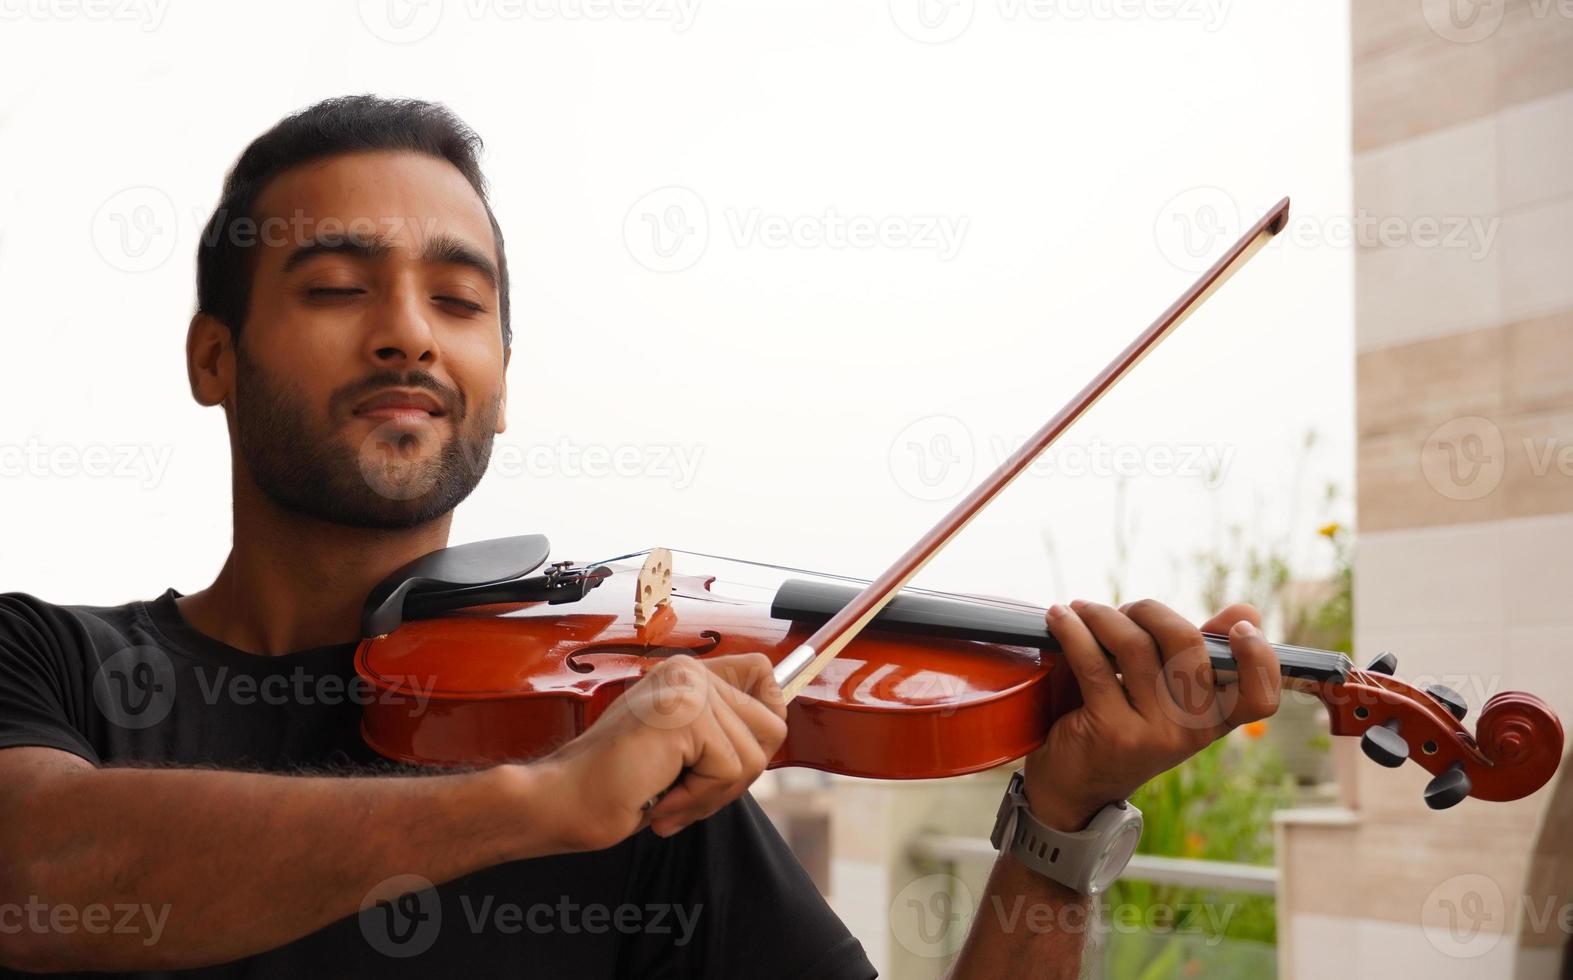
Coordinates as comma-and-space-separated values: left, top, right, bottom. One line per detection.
1089, 819, 1143, 895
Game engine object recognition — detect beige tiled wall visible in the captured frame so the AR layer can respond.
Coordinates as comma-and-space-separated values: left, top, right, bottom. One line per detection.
1281, 2, 1573, 977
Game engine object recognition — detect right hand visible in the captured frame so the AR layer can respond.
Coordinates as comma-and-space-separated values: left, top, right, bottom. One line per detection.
538, 653, 788, 850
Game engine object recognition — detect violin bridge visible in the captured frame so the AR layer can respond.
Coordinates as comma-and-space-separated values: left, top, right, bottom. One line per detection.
634, 548, 674, 627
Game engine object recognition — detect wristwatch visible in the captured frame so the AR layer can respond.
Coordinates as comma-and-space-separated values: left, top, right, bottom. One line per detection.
989, 770, 1143, 896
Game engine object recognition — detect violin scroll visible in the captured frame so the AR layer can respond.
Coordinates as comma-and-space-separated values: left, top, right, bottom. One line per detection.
1469, 691, 1564, 802
1330, 662, 1564, 809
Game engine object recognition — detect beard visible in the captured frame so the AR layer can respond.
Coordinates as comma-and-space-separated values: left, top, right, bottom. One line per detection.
232, 344, 498, 530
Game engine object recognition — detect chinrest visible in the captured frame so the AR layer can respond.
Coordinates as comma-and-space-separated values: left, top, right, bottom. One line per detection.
361, 534, 552, 637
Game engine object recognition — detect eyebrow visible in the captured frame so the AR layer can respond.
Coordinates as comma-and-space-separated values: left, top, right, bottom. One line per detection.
281, 231, 500, 289
420, 233, 500, 289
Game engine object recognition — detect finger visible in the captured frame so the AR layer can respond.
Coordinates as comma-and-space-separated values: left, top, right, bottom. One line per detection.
693, 654, 788, 755
702, 653, 788, 721
691, 688, 770, 817
1200, 602, 1262, 635
1221, 619, 1281, 731
1122, 599, 1218, 727
649, 693, 760, 835
717, 683, 789, 760
1046, 604, 1137, 720
647, 697, 740, 834
650, 671, 778, 828
1070, 600, 1167, 717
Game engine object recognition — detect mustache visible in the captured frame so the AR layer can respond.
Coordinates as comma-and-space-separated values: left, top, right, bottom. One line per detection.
333, 370, 465, 419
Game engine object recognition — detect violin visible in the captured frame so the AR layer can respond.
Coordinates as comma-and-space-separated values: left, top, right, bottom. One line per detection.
354, 198, 1563, 810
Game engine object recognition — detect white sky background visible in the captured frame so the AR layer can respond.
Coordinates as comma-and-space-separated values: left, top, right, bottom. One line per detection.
0, 0, 1352, 626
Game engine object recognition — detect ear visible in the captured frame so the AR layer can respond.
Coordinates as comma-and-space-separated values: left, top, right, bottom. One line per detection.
494, 345, 510, 435
186, 312, 234, 409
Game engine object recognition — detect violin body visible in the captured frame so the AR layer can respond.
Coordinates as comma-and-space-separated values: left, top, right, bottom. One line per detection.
354, 198, 1565, 809
356, 557, 1075, 778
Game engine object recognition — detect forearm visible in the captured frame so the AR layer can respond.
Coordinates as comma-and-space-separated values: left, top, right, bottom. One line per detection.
945, 853, 1090, 980
0, 754, 558, 971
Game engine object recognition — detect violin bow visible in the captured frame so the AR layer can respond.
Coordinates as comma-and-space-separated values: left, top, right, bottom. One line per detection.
773, 197, 1292, 701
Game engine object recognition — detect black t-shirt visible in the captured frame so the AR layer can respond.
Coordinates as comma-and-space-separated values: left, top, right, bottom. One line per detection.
0, 588, 876, 979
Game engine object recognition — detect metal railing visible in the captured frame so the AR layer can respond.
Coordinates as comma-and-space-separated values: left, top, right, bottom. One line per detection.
907, 832, 1280, 978
908, 833, 1280, 895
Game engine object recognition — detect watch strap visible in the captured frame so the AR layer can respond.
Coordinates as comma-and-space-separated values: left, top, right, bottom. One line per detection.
990, 770, 1139, 895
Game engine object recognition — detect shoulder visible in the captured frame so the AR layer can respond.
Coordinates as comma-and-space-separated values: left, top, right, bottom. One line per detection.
0, 590, 152, 659
0, 592, 153, 762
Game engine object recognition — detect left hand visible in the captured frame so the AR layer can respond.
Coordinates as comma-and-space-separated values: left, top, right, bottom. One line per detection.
1022, 599, 1281, 831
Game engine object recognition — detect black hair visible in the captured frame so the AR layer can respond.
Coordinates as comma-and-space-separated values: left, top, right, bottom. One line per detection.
196, 95, 511, 349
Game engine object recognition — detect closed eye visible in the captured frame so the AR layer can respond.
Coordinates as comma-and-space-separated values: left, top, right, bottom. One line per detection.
306, 286, 366, 300
436, 295, 486, 314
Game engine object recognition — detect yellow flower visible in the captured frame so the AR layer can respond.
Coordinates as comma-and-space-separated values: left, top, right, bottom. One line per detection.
1318, 521, 1342, 539
1184, 832, 1205, 857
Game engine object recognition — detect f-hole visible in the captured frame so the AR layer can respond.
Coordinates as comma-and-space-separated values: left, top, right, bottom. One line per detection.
565, 631, 724, 673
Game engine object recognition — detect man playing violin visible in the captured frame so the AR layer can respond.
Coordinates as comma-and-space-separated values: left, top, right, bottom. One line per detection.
0, 96, 1281, 978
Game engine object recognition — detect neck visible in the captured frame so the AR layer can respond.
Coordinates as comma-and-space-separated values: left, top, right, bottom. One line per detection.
177, 476, 452, 656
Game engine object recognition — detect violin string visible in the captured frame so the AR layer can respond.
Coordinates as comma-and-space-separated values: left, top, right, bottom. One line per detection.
589, 546, 1048, 615
585, 549, 1354, 682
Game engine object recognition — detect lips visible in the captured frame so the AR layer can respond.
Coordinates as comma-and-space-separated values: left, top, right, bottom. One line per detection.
352, 388, 447, 421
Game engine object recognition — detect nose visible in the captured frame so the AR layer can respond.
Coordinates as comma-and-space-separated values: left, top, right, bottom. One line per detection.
365, 279, 438, 368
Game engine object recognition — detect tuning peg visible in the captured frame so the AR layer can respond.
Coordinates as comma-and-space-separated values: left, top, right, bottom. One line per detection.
1425, 683, 1468, 722
1424, 763, 1472, 810
1361, 718, 1409, 768
1365, 651, 1398, 675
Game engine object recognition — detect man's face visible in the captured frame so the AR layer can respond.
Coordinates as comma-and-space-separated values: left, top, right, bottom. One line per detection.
228, 150, 508, 529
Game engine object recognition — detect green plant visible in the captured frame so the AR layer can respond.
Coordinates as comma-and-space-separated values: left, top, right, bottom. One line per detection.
1099, 732, 1292, 977
1094, 430, 1355, 978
